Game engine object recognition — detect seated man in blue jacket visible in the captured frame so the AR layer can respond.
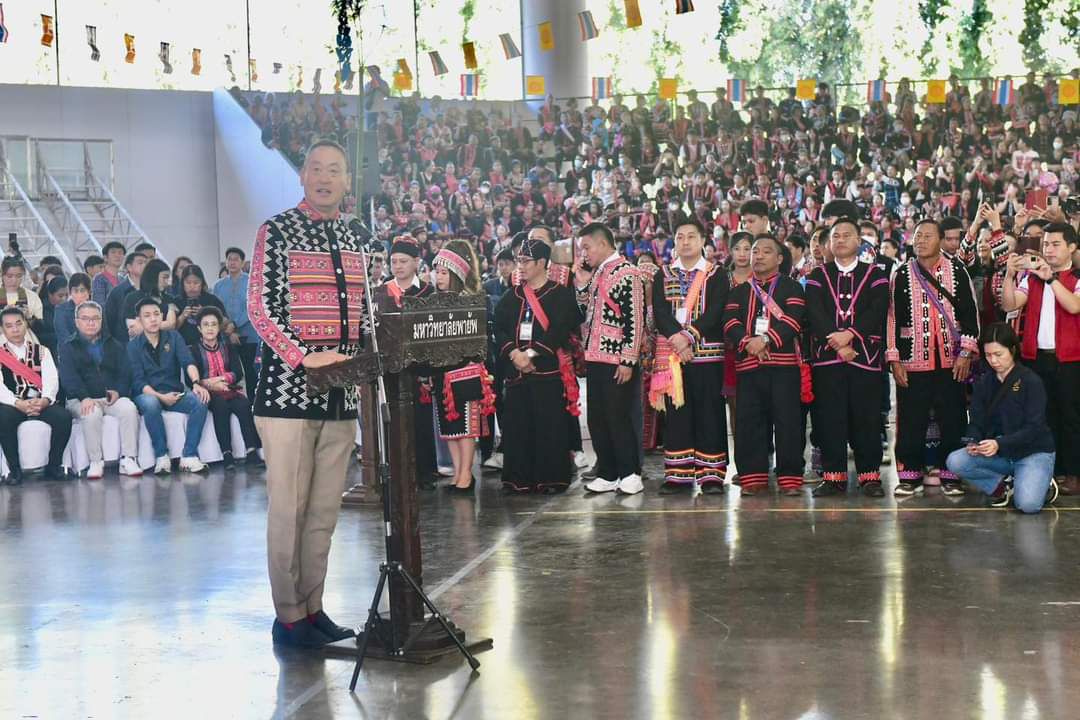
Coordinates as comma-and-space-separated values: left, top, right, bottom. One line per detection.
58, 301, 143, 479
127, 296, 210, 475
946, 323, 1057, 513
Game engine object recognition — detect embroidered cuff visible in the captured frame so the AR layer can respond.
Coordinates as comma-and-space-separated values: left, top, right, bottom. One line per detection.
885, 348, 900, 363
960, 335, 979, 353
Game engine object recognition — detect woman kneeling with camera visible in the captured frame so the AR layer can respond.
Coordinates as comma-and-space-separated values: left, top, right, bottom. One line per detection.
946, 323, 1057, 512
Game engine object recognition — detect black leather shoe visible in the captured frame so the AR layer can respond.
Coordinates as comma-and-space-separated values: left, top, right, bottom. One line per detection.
272, 618, 331, 648
222, 452, 236, 470
2, 469, 22, 486
245, 450, 265, 468
699, 481, 726, 495
861, 481, 885, 497
812, 481, 846, 497
310, 610, 355, 642
43, 465, 67, 481
658, 480, 693, 495
449, 476, 476, 494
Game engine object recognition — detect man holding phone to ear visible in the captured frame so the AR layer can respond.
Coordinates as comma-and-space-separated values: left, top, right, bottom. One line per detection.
1001, 223, 1080, 495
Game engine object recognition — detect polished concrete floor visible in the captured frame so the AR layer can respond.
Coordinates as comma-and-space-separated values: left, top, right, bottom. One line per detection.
3, 448, 1080, 720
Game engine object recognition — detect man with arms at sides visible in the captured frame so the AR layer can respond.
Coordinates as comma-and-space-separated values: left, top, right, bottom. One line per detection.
92, 241, 126, 306
1001, 223, 1080, 494
58, 301, 142, 480
372, 233, 438, 489
104, 251, 148, 347
723, 234, 806, 496
887, 219, 980, 498
248, 140, 367, 648
213, 247, 260, 399
805, 219, 890, 498
574, 222, 645, 495
650, 216, 730, 495
0, 307, 70, 484
495, 237, 581, 493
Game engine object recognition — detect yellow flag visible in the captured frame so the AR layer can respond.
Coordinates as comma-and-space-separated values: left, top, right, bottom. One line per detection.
526, 75, 546, 96
624, 0, 643, 28
124, 34, 136, 64
393, 72, 412, 91
462, 42, 478, 70
1060, 78, 1079, 106
538, 22, 555, 51
796, 79, 816, 101
659, 78, 678, 100
396, 58, 412, 78
926, 79, 946, 104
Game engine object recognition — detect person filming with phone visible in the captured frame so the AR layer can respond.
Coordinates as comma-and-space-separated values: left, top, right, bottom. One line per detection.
1000, 222, 1080, 495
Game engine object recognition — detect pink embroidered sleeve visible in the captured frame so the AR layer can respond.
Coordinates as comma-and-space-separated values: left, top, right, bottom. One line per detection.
247, 222, 308, 370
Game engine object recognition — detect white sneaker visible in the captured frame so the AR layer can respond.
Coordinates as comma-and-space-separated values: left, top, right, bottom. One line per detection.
482, 453, 504, 469
154, 455, 172, 475
179, 456, 208, 473
436, 466, 455, 477
573, 451, 590, 469
585, 477, 619, 493
87, 461, 105, 480
617, 474, 644, 495
119, 457, 143, 477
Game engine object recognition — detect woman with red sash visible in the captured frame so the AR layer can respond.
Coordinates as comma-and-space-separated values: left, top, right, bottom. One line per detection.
495, 237, 581, 493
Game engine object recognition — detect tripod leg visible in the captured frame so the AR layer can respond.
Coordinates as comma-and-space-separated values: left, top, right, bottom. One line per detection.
397, 567, 481, 672
350, 566, 389, 692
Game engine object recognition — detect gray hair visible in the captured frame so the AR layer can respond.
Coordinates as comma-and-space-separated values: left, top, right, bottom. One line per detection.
75, 300, 103, 318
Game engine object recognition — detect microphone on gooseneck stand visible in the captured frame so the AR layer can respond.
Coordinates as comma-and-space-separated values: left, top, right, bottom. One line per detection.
344, 214, 375, 249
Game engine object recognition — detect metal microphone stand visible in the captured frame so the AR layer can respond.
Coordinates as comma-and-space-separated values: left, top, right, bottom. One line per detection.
347, 222, 479, 692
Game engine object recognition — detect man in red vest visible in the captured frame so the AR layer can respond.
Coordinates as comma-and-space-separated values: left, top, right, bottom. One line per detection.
1002, 223, 1080, 494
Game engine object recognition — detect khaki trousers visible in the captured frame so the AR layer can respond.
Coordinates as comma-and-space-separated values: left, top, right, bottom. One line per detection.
65, 397, 140, 462
256, 416, 355, 623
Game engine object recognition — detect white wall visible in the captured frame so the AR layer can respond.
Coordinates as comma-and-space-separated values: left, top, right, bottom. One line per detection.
212, 88, 300, 260
0, 84, 221, 272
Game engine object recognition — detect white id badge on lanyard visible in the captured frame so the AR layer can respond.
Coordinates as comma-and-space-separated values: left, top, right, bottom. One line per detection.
754, 314, 769, 337
675, 307, 688, 325
519, 320, 533, 341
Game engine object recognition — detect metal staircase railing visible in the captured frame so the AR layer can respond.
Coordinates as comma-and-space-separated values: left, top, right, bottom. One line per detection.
0, 148, 77, 273
86, 170, 164, 263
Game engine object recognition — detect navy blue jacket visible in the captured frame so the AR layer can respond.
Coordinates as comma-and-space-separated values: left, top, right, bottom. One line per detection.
58, 333, 132, 400
964, 364, 1055, 459
127, 329, 194, 395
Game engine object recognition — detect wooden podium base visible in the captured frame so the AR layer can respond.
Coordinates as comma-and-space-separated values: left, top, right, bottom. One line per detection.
323, 618, 493, 664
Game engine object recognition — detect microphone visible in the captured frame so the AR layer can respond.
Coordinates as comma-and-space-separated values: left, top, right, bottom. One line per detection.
343, 214, 376, 248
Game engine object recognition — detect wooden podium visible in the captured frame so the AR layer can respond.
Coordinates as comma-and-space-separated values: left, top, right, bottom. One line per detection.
309, 292, 493, 663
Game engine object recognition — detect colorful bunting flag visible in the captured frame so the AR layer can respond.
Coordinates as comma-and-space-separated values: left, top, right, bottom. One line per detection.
867, 79, 886, 103
578, 10, 599, 41
124, 34, 136, 64
397, 58, 412, 78
86, 25, 99, 61
460, 73, 479, 98
538, 22, 555, 51
40, 14, 53, 47
592, 77, 613, 101
295, 65, 302, 90
926, 79, 946, 104
273, 62, 282, 74
499, 33, 520, 59
462, 41, 477, 70
624, 0, 643, 27
248, 58, 257, 83
659, 78, 678, 100
675, 0, 695, 13
796, 79, 816, 101
525, 75, 546, 96
726, 78, 746, 103
429, 50, 448, 76
995, 78, 1014, 106
1060, 78, 1079, 105
313, 68, 322, 94
393, 72, 412, 91
225, 54, 236, 83
191, 48, 201, 76
0, 4, 9, 44
159, 42, 173, 74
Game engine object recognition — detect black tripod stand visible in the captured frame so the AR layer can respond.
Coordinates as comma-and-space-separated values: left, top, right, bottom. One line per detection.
348, 229, 480, 692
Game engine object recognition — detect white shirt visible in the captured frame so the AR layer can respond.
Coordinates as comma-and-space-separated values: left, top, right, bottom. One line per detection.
677, 256, 708, 273
834, 258, 858, 274
392, 275, 421, 292
1017, 274, 1080, 350
0, 339, 58, 406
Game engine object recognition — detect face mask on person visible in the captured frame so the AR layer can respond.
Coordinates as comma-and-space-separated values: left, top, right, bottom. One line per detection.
900, 195, 911, 206
1053, 140, 1064, 150
598, 159, 607, 169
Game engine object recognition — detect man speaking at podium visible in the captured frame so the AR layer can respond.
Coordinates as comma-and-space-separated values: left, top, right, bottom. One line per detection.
248, 139, 365, 648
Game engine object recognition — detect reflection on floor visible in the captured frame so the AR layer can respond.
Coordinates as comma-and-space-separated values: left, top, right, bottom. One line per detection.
2, 456, 1079, 720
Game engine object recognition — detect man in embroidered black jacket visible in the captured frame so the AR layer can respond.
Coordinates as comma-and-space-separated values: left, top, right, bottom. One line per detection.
248, 140, 366, 649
